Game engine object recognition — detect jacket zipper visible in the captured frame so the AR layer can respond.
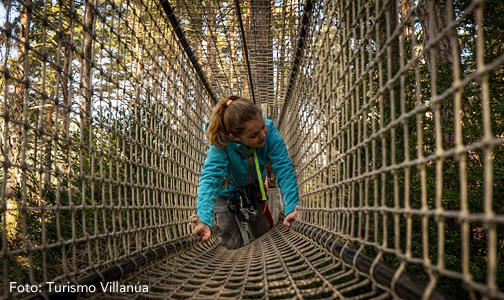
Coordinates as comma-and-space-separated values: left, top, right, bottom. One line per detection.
237, 146, 267, 201
248, 157, 253, 184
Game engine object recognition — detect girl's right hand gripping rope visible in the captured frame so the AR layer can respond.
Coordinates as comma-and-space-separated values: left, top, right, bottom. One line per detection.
190, 214, 212, 242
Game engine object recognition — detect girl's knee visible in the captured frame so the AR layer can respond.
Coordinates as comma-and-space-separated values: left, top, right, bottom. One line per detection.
219, 228, 243, 250
247, 216, 270, 239
216, 211, 243, 250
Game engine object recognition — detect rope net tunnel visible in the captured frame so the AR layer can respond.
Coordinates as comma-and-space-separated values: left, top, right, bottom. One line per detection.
0, 0, 503, 298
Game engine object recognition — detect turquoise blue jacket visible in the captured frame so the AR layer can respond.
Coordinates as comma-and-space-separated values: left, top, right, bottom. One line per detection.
197, 118, 299, 228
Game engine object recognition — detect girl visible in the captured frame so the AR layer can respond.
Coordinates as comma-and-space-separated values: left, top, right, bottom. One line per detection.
190, 95, 299, 249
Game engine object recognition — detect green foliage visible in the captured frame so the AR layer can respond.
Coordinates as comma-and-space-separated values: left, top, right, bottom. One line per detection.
358, 0, 504, 297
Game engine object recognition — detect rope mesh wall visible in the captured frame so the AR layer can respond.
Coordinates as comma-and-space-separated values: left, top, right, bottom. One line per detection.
0, 0, 503, 299
0, 0, 214, 297
281, 0, 504, 298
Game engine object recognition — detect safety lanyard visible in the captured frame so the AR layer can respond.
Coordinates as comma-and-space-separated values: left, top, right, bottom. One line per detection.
251, 149, 267, 201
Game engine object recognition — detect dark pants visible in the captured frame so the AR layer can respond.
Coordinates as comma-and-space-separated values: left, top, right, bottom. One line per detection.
215, 197, 270, 250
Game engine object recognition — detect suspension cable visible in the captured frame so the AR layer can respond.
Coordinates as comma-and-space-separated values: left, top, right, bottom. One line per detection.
233, 0, 256, 104
159, 0, 218, 104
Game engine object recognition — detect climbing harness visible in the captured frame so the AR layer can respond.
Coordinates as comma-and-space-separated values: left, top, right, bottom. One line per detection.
215, 181, 270, 247
227, 182, 266, 222
216, 141, 274, 246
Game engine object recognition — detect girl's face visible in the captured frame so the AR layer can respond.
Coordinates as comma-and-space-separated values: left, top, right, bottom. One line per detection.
231, 115, 268, 148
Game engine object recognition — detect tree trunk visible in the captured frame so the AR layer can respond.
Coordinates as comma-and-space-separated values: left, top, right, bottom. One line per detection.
81, 0, 97, 131
192, 4, 205, 133
417, 0, 457, 72
242, 3, 250, 97
206, 3, 218, 92
380, 0, 399, 81
401, 0, 413, 38
61, 27, 73, 137
417, 0, 461, 224
417, 0, 460, 149
135, 16, 143, 103
44, 107, 54, 185
229, 33, 236, 92
4, 0, 32, 239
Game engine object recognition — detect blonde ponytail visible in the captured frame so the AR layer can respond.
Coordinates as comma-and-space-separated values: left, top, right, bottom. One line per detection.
205, 95, 261, 148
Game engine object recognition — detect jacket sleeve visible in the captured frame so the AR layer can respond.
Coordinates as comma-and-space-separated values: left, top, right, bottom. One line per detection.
266, 121, 299, 216
197, 144, 229, 228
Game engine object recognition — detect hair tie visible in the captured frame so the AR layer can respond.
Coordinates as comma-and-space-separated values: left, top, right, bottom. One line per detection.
226, 100, 233, 106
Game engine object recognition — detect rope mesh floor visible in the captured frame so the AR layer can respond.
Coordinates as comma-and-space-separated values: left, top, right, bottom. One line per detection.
101, 225, 388, 300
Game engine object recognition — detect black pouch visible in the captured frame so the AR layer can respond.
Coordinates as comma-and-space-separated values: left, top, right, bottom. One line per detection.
227, 182, 264, 222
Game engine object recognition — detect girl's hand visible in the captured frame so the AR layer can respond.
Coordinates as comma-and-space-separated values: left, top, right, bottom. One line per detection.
283, 205, 299, 227
190, 214, 212, 241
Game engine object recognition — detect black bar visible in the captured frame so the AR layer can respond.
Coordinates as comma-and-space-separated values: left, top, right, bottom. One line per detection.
234, 0, 256, 104
28, 233, 210, 300
291, 222, 455, 300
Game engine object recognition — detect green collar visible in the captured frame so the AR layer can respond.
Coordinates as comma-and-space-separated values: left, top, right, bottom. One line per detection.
228, 136, 256, 154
